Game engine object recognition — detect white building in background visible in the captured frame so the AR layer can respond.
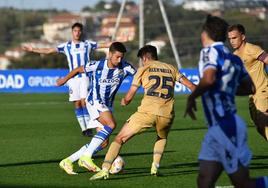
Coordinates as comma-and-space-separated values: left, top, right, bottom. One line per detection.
146, 40, 166, 54
0, 55, 10, 70
5, 47, 25, 59
43, 13, 85, 43
183, 0, 224, 11
98, 14, 136, 42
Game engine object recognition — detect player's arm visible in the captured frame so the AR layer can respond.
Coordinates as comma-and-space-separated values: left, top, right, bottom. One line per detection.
236, 75, 256, 96
22, 45, 57, 54
258, 51, 268, 65
97, 42, 112, 49
179, 75, 196, 91
56, 66, 85, 86
121, 85, 139, 106
184, 68, 216, 120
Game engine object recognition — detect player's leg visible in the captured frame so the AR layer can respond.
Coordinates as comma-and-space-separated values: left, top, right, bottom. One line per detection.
80, 78, 92, 136
73, 100, 88, 135
249, 96, 268, 141
89, 122, 134, 180
229, 165, 268, 188
90, 112, 154, 180
69, 78, 87, 134
151, 116, 173, 175
82, 110, 115, 158
197, 160, 223, 188
93, 126, 109, 155
79, 105, 116, 172
102, 121, 136, 170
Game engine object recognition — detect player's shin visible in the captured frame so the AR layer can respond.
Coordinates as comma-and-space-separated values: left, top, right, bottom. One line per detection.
102, 141, 122, 171
75, 107, 86, 131
152, 138, 167, 170
83, 125, 113, 157
82, 107, 90, 126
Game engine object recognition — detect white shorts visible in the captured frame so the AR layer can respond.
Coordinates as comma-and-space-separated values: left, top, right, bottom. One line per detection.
198, 114, 252, 174
67, 77, 89, 102
86, 100, 112, 121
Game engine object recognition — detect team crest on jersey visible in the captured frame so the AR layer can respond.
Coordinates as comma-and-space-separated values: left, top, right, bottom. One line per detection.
118, 69, 124, 77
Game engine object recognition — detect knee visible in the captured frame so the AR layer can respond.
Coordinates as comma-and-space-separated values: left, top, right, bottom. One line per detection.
107, 122, 116, 129
114, 135, 124, 145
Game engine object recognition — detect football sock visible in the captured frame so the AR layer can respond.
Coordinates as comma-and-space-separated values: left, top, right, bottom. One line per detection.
102, 141, 122, 170
75, 107, 86, 131
82, 107, 90, 129
83, 125, 113, 158
153, 138, 167, 167
68, 145, 87, 162
256, 176, 268, 188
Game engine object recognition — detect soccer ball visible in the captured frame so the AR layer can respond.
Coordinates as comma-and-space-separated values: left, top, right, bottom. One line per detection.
109, 155, 125, 174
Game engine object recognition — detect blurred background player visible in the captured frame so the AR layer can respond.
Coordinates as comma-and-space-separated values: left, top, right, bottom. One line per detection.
228, 24, 268, 141
23, 22, 110, 137
184, 15, 268, 188
90, 45, 195, 180
56, 42, 136, 175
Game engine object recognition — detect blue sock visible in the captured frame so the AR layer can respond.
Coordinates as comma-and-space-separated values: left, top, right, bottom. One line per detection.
95, 125, 113, 141
93, 145, 104, 155
75, 107, 86, 131
82, 107, 90, 128
256, 176, 268, 188
83, 125, 113, 157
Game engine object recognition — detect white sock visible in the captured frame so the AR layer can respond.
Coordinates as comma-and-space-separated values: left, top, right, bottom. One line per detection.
68, 145, 87, 162
83, 126, 113, 157
83, 137, 103, 158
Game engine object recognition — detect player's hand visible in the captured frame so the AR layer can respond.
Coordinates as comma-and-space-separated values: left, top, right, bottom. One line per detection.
184, 95, 197, 120
22, 45, 33, 52
121, 98, 127, 106
56, 78, 66, 86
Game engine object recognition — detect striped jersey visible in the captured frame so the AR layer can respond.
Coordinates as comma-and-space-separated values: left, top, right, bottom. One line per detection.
84, 59, 136, 108
199, 42, 248, 127
57, 40, 97, 78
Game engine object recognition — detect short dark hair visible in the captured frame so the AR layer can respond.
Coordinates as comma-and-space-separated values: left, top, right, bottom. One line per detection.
72, 22, 83, 30
202, 15, 229, 42
137, 45, 158, 60
109, 42, 127, 53
228, 24, 246, 35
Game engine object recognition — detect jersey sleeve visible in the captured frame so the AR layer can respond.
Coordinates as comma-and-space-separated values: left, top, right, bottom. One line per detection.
56, 42, 66, 54
86, 40, 98, 50
246, 43, 264, 60
200, 47, 218, 72
174, 67, 184, 83
131, 66, 146, 87
124, 62, 136, 77
84, 60, 98, 73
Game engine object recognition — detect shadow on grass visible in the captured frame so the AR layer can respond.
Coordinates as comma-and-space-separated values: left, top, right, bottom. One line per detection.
0, 151, 175, 168
103, 154, 268, 180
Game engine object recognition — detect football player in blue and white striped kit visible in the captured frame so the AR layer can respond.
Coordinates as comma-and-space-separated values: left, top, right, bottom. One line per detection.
184, 15, 268, 188
23, 22, 110, 136
56, 42, 136, 175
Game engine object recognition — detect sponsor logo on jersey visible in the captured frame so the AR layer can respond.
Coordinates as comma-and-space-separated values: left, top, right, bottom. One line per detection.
99, 78, 120, 84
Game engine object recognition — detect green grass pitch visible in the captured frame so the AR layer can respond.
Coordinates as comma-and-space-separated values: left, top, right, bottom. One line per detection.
0, 93, 267, 188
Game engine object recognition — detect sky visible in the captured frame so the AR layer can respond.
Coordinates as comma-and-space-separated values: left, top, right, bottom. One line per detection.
0, 0, 183, 12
